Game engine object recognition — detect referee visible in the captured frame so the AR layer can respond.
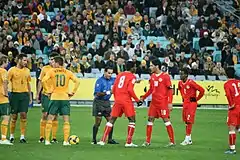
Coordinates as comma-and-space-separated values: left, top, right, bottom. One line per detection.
92, 66, 118, 144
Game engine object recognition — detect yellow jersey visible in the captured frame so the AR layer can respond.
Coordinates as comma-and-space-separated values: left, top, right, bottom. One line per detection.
39, 65, 53, 95
0, 68, 8, 104
8, 67, 31, 93
42, 67, 80, 100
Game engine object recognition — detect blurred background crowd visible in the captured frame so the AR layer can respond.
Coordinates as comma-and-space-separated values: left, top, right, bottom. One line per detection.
0, 0, 240, 80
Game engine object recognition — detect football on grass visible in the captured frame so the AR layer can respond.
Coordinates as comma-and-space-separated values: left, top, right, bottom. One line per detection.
68, 135, 80, 144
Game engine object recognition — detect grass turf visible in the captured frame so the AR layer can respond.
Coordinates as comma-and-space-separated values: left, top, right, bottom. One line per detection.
0, 107, 239, 160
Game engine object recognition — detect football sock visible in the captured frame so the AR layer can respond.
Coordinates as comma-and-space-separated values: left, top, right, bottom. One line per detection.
10, 119, 17, 136
20, 119, 27, 138
165, 121, 175, 144
126, 122, 135, 144
229, 131, 236, 150
1, 120, 8, 140
45, 120, 53, 142
186, 123, 192, 141
40, 119, 46, 139
52, 120, 58, 139
101, 122, 113, 142
108, 126, 114, 141
146, 122, 153, 143
92, 124, 99, 141
63, 122, 70, 142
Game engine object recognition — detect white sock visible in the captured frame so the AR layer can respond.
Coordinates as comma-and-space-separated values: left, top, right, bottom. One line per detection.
2, 135, 6, 139
10, 134, 14, 139
20, 135, 25, 140
238, 128, 240, 132
185, 135, 191, 141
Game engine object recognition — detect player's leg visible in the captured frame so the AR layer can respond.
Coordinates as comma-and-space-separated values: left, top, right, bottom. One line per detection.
92, 116, 102, 144
45, 100, 58, 145
0, 103, 12, 145
105, 116, 119, 144
162, 106, 175, 146
225, 109, 238, 154
125, 115, 138, 147
9, 93, 18, 143
19, 93, 30, 143
61, 100, 71, 146
51, 115, 59, 143
39, 94, 48, 143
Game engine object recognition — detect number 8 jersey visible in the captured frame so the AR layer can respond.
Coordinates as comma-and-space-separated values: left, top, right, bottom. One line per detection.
224, 79, 240, 108
112, 72, 139, 103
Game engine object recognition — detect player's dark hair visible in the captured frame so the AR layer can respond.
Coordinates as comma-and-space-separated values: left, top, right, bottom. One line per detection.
151, 59, 161, 68
17, 54, 27, 60
181, 67, 189, 75
49, 52, 59, 58
0, 56, 8, 65
54, 56, 64, 66
225, 67, 235, 78
104, 66, 113, 72
126, 61, 135, 71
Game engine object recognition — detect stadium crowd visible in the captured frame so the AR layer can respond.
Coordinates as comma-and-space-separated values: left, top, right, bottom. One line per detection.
0, 0, 240, 79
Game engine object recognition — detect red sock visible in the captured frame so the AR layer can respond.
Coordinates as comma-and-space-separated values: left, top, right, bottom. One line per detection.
101, 122, 113, 142
186, 123, 192, 136
165, 121, 175, 144
126, 123, 135, 144
229, 131, 236, 149
146, 122, 153, 143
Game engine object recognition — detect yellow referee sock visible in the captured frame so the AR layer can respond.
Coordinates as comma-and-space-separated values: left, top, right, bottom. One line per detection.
45, 120, 53, 142
40, 119, 46, 139
20, 119, 27, 136
63, 122, 70, 142
1, 120, 8, 140
52, 120, 58, 139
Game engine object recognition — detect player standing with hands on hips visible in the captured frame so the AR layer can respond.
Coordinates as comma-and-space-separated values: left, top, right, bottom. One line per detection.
140, 59, 175, 147
97, 61, 143, 147
92, 66, 118, 145
224, 67, 240, 154
178, 68, 205, 146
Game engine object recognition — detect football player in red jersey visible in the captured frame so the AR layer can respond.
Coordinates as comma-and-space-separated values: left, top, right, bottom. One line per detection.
178, 68, 205, 146
224, 67, 240, 154
97, 61, 143, 147
141, 59, 175, 147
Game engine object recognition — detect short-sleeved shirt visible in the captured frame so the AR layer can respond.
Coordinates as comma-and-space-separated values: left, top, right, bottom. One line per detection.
224, 79, 240, 108
39, 65, 52, 95
94, 76, 115, 101
0, 68, 8, 104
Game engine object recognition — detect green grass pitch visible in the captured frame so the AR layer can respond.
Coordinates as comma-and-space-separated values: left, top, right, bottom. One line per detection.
0, 107, 239, 160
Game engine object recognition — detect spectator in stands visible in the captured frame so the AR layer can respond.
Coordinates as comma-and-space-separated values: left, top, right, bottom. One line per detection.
136, 59, 149, 76
134, 44, 143, 57
21, 41, 36, 55
221, 45, 235, 67
70, 58, 81, 73
94, 54, 105, 71
89, 42, 98, 57
113, 57, 125, 74
212, 62, 226, 76
117, 46, 129, 61
30, 35, 40, 50
80, 55, 92, 74
204, 56, 215, 75
43, 39, 53, 55
180, 39, 191, 54
124, 44, 134, 59
106, 53, 116, 68
199, 31, 214, 49
124, 1, 136, 15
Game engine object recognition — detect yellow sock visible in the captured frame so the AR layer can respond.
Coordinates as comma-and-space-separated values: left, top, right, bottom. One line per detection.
52, 120, 58, 139
10, 119, 16, 135
1, 120, 8, 140
45, 120, 53, 142
63, 122, 70, 142
40, 119, 46, 139
20, 119, 27, 136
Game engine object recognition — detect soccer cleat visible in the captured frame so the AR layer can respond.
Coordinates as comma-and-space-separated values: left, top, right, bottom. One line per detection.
125, 143, 138, 148
165, 142, 176, 147
0, 140, 13, 145
225, 149, 236, 154
10, 138, 14, 143
97, 141, 105, 146
63, 141, 71, 146
108, 139, 119, 144
142, 142, 151, 147
20, 139, 27, 143
45, 141, 51, 145
91, 140, 97, 144
180, 140, 193, 146
51, 138, 58, 143
39, 137, 45, 143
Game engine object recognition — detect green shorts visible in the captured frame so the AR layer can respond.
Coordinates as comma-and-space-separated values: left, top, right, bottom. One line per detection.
0, 103, 10, 116
48, 100, 70, 115
41, 94, 50, 113
10, 92, 30, 114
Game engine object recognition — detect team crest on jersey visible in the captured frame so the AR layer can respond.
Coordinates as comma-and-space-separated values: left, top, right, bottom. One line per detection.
159, 78, 162, 82
186, 85, 190, 89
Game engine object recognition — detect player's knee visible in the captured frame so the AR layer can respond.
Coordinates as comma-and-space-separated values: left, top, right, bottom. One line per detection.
3, 115, 10, 122
53, 115, 58, 120
128, 117, 136, 123
148, 117, 154, 122
20, 113, 27, 119
11, 114, 18, 120
163, 118, 170, 123
42, 113, 48, 120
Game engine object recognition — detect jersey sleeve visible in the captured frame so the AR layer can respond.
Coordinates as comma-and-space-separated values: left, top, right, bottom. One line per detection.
69, 71, 80, 94
127, 76, 140, 102
224, 83, 234, 107
142, 76, 154, 100
1, 70, 7, 82
165, 74, 173, 103
27, 69, 31, 82
38, 67, 45, 81
191, 81, 205, 101
94, 79, 103, 94
42, 70, 53, 93
7, 68, 13, 82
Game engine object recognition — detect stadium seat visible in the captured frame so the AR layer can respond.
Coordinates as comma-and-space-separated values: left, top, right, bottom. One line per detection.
36, 50, 42, 55
147, 36, 157, 41
54, 8, 59, 13
159, 57, 164, 62
112, 73, 117, 78
206, 46, 217, 51
137, 57, 143, 61
87, 43, 92, 49
174, 75, 180, 80
157, 36, 167, 41
235, 64, 240, 77
140, 74, 150, 80
195, 75, 206, 81
95, 73, 103, 78
84, 73, 95, 78
91, 68, 101, 74
218, 75, 227, 81
12, 32, 17, 38
188, 75, 196, 80
193, 37, 200, 50
30, 72, 36, 77
100, 68, 104, 73
76, 73, 84, 78
140, 36, 146, 40
40, 28, 47, 33
46, 12, 56, 19
207, 75, 216, 81
95, 34, 104, 40
161, 41, 170, 49
213, 51, 221, 62
184, 54, 191, 58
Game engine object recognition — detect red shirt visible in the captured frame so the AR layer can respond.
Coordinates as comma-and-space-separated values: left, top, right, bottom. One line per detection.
224, 79, 240, 108
112, 72, 139, 103
142, 72, 173, 103
178, 79, 205, 103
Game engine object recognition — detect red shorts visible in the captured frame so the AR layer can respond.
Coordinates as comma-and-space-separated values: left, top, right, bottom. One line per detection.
182, 102, 197, 123
227, 107, 240, 126
111, 101, 135, 117
148, 101, 169, 119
